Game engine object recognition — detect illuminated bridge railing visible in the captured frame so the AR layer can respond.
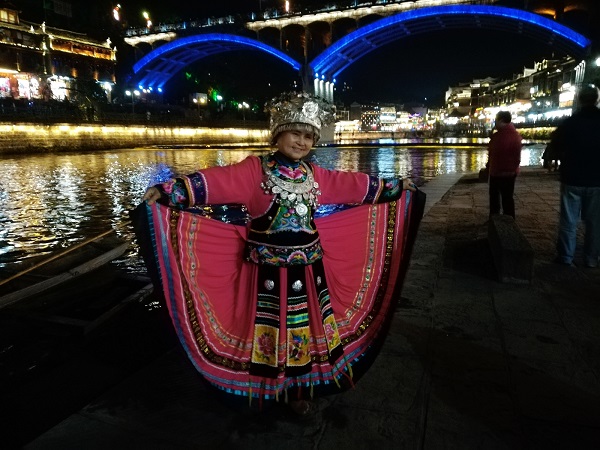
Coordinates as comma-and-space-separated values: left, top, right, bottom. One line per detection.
124, 0, 498, 38
124, 17, 237, 38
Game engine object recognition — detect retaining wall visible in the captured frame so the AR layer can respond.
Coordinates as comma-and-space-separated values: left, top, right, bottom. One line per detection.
0, 123, 553, 155
0, 123, 271, 154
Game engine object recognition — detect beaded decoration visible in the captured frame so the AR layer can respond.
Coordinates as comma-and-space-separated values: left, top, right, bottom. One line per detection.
260, 160, 321, 218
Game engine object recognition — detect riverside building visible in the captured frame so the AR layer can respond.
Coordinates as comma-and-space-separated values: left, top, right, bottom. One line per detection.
0, 2, 115, 103
444, 55, 589, 131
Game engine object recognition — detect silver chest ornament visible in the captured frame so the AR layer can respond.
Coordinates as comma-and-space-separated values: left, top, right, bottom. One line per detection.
261, 161, 321, 218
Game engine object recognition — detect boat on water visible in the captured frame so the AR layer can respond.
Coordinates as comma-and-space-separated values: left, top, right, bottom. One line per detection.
0, 230, 154, 334
0, 230, 131, 306
0, 230, 175, 447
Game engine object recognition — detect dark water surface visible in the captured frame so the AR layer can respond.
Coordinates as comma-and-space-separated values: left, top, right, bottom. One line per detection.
0, 144, 545, 271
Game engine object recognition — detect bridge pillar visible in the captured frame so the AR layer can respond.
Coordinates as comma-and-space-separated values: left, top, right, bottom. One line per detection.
313, 75, 334, 103
301, 65, 334, 102
301, 64, 314, 95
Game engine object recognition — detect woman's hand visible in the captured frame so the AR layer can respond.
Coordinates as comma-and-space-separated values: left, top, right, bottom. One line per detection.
403, 178, 417, 192
143, 186, 162, 205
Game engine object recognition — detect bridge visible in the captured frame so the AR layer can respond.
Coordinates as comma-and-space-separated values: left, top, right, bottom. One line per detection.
127, 0, 592, 101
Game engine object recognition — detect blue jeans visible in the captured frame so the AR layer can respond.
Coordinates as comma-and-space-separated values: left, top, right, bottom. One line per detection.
557, 184, 600, 266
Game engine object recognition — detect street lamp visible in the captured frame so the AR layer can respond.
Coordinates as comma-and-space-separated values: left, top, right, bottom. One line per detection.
125, 89, 140, 114
112, 4, 121, 21
193, 97, 200, 117
192, 93, 207, 119
142, 11, 152, 28
238, 101, 249, 122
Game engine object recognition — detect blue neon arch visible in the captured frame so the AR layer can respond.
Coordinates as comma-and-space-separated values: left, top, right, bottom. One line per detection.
311, 5, 592, 81
132, 33, 302, 90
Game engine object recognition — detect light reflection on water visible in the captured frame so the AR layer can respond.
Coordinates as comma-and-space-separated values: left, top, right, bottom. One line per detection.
0, 144, 544, 272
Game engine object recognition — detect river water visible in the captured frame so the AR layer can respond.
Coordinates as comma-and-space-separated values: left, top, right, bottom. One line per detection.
0, 142, 545, 273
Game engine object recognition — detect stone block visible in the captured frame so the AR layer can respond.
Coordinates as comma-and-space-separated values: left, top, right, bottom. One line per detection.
488, 214, 534, 284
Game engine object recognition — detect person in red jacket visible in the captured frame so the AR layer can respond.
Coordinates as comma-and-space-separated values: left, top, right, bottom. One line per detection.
487, 111, 522, 218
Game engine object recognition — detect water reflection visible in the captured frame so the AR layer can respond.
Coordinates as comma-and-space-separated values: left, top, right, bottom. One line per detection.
0, 144, 544, 271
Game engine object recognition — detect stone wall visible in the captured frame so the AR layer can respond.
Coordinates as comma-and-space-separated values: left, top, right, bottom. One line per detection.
0, 123, 271, 154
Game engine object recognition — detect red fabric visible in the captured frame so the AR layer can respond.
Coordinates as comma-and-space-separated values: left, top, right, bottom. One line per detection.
198, 156, 373, 216
149, 193, 415, 400
487, 123, 522, 177
145, 156, 423, 401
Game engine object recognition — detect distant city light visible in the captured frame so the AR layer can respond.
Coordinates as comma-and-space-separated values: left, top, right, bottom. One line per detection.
112, 4, 121, 21
143, 11, 152, 28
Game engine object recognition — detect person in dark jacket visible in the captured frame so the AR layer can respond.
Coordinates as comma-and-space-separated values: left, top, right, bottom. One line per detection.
542, 130, 560, 172
552, 84, 600, 268
487, 111, 522, 218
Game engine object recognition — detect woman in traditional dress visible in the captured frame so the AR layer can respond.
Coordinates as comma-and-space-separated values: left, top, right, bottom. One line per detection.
140, 92, 425, 415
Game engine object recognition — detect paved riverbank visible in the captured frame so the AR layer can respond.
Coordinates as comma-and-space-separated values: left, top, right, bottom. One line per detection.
24, 168, 600, 449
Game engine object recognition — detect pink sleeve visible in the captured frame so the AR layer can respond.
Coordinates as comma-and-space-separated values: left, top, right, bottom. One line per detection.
313, 165, 372, 204
201, 156, 262, 206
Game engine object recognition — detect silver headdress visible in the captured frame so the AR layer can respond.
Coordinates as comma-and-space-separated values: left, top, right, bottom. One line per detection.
265, 92, 336, 144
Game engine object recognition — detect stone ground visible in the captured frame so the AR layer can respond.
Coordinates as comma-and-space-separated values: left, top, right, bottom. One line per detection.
11, 168, 600, 449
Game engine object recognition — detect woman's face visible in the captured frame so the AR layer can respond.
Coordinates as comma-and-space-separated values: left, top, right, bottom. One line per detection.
276, 129, 315, 161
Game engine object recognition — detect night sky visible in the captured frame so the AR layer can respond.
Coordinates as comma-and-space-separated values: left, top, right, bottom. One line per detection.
21, 0, 598, 107
339, 28, 565, 106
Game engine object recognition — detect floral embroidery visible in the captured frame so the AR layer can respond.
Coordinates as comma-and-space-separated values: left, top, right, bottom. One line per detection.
288, 331, 309, 361
162, 179, 176, 194
324, 316, 341, 350
256, 332, 276, 362
378, 178, 402, 203
270, 205, 314, 233
265, 158, 307, 181
158, 178, 190, 208
246, 242, 323, 266
278, 164, 306, 180
287, 251, 309, 265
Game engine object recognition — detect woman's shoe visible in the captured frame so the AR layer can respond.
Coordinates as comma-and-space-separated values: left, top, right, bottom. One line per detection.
289, 400, 316, 418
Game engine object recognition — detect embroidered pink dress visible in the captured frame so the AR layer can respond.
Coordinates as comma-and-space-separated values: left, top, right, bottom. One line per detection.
141, 152, 424, 401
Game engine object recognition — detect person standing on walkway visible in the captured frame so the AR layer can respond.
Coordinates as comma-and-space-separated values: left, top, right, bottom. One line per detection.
542, 130, 560, 172
487, 111, 522, 218
551, 84, 600, 268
